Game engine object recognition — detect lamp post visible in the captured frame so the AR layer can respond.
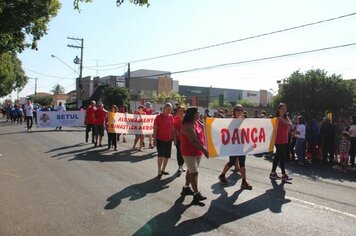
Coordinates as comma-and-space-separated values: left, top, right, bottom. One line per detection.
51, 54, 78, 75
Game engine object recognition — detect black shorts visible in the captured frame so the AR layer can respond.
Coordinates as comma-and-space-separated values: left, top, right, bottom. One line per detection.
157, 139, 172, 158
95, 125, 105, 137
228, 155, 246, 168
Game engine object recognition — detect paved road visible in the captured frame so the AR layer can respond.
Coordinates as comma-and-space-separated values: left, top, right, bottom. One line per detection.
0, 119, 355, 236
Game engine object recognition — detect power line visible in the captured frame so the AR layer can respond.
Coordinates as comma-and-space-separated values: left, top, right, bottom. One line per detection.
87, 12, 356, 67
23, 68, 77, 79
130, 42, 356, 79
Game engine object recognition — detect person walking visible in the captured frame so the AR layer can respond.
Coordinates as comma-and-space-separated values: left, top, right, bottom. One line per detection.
153, 103, 174, 178
294, 115, 306, 165
94, 102, 107, 147
55, 101, 66, 130
85, 101, 97, 143
218, 105, 252, 190
173, 105, 186, 175
144, 102, 154, 149
132, 105, 146, 151
118, 105, 128, 143
24, 100, 34, 132
270, 103, 293, 181
107, 105, 118, 151
180, 106, 209, 205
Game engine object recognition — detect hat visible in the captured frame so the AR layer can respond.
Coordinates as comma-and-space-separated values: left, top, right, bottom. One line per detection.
145, 102, 152, 108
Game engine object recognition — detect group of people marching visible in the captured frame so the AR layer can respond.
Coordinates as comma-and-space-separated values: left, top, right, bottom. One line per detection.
83, 100, 299, 205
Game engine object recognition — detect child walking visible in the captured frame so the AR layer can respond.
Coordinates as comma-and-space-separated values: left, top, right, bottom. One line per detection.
339, 132, 350, 173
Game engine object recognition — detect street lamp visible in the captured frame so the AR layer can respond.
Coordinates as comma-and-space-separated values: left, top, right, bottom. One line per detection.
50, 54, 79, 76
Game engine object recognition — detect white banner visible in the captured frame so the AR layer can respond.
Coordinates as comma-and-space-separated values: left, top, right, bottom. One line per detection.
206, 118, 277, 157
108, 113, 156, 135
37, 111, 85, 128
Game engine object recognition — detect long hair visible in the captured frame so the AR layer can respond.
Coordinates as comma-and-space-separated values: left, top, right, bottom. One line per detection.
182, 107, 198, 124
275, 103, 287, 119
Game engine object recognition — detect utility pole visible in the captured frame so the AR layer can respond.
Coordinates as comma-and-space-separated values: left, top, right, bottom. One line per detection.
28, 77, 38, 100
67, 37, 84, 108
127, 63, 131, 111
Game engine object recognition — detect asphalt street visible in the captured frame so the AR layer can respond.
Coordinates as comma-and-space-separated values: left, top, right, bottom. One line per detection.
0, 119, 355, 236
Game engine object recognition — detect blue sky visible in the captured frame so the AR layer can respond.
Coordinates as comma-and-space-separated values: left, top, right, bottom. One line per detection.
7, 0, 356, 100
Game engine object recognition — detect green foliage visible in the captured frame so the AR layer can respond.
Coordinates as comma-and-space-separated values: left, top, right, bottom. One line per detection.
152, 91, 186, 105
237, 99, 258, 108
73, 0, 150, 10
0, 52, 27, 97
100, 86, 128, 107
209, 100, 232, 109
31, 96, 54, 106
0, 0, 61, 53
50, 84, 65, 95
276, 69, 356, 115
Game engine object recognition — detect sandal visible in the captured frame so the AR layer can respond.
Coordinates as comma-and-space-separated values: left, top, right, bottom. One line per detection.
161, 171, 170, 175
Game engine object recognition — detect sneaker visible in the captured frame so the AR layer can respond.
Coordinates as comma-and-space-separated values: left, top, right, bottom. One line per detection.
241, 181, 253, 190
181, 186, 194, 196
282, 174, 292, 181
218, 174, 228, 185
193, 192, 207, 203
269, 172, 280, 180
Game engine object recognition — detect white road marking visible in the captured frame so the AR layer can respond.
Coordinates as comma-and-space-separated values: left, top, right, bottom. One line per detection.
289, 196, 356, 219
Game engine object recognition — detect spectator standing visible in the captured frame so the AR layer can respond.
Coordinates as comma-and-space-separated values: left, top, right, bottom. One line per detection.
339, 132, 350, 173
294, 116, 306, 165
24, 100, 34, 132
173, 105, 186, 175
348, 116, 356, 168
55, 101, 66, 130
180, 106, 209, 205
94, 102, 107, 147
306, 118, 320, 163
153, 103, 174, 178
270, 103, 293, 181
85, 101, 97, 143
320, 118, 336, 165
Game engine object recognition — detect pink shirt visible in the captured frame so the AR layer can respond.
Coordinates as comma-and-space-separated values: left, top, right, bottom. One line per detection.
275, 118, 289, 144
180, 121, 205, 156
154, 113, 174, 141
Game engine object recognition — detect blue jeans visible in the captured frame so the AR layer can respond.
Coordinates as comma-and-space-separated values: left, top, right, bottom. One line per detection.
295, 138, 306, 163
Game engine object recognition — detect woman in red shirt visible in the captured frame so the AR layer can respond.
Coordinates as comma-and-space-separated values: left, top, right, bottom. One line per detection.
180, 107, 209, 205
132, 105, 146, 151
173, 105, 186, 174
270, 103, 293, 181
153, 103, 174, 178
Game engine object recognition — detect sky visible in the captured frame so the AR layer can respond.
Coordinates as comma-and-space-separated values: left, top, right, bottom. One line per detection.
5, 0, 356, 101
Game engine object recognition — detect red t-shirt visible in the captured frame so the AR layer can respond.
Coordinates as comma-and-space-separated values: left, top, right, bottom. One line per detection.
86, 106, 97, 125
275, 118, 289, 144
173, 115, 183, 141
180, 122, 205, 156
144, 108, 153, 115
154, 113, 173, 141
95, 109, 107, 125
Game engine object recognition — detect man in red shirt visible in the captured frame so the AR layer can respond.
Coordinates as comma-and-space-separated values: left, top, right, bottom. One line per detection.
153, 103, 174, 179
85, 100, 97, 143
94, 102, 108, 147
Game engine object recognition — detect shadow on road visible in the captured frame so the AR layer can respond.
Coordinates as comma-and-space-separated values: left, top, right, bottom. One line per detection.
132, 179, 290, 236
105, 174, 178, 210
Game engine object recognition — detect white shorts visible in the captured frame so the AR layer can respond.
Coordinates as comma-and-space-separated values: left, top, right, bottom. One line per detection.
183, 156, 202, 173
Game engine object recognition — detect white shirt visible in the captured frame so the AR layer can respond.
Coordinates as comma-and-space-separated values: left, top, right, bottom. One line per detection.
296, 124, 306, 139
56, 105, 66, 112
349, 125, 356, 138
24, 103, 33, 117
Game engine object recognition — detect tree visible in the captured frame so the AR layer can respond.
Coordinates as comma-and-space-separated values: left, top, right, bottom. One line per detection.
152, 91, 186, 105
73, 0, 149, 10
51, 84, 65, 95
0, 52, 27, 97
209, 99, 232, 109
237, 99, 258, 108
100, 86, 128, 108
31, 95, 54, 106
0, 0, 61, 53
273, 69, 356, 116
